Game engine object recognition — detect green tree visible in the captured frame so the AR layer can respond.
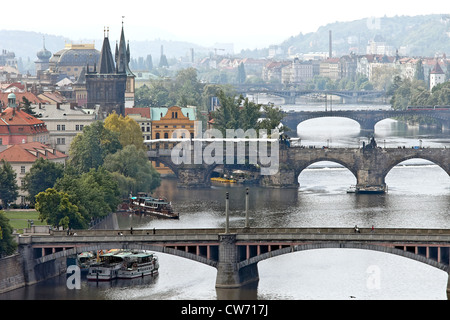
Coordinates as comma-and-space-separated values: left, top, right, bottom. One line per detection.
0, 159, 19, 208
171, 68, 202, 107
415, 59, 425, 81
35, 188, 84, 229
22, 158, 65, 204
55, 167, 120, 222
211, 91, 245, 135
103, 145, 161, 197
0, 211, 17, 256
258, 104, 289, 134
21, 97, 38, 117
237, 62, 246, 84
68, 121, 122, 173
104, 112, 145, 151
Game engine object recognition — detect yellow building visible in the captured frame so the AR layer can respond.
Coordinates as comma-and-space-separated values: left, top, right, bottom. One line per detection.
150, 106, 196, 175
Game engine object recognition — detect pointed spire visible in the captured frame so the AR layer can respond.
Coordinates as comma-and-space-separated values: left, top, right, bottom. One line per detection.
98, 26, 116, 74
115, 19, 134, 76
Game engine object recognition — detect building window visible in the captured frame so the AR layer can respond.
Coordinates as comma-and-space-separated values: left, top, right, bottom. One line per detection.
164, 133, 169, 139
21, 166, 25, 174
155, 133, 160, 139
57, 138, 66, 145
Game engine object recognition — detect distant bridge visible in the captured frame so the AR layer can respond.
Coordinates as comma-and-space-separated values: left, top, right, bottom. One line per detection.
17, 227, 450, 298
283, 109, 450, 132
234, 84, 386, 104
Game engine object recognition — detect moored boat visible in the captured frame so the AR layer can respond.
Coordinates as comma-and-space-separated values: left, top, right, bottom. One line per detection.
117, 252, 159, 279
77, 251, 95, 272
87, 250, 133, 281
355, 185, 386, 194
129, 193, 179, 219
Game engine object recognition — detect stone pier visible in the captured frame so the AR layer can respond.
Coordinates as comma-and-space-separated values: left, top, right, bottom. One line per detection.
215, 234, 259, 289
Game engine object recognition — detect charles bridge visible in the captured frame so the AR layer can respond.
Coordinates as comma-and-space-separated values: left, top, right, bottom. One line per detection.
15, 226, 450, 298
147, 143, 450, 193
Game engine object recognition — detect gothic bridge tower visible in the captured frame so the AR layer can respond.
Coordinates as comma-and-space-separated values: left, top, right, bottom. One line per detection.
86, 22, 134, 118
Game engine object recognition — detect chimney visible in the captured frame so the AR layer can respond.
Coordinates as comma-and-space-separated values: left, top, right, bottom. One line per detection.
57, 103, 60, 109
329, 30, 332, 58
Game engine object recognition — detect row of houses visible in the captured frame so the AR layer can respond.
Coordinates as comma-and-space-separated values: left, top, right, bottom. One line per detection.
0, 91, 197, 205
201, 54, 448, 89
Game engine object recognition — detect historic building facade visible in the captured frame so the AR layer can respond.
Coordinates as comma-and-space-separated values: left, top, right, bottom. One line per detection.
85, 25, 135, 118
150, 106, 197, 175
0, 93, 49, 146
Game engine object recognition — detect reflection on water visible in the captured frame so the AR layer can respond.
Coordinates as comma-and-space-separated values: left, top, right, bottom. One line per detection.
1, 104, 449, 300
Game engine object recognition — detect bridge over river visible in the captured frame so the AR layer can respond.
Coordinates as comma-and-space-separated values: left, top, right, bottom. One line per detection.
148, 143, 450, 193
282, 109, 450, 133
17, 227, 450, 298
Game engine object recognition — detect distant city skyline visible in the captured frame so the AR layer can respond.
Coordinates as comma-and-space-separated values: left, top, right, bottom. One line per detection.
3, 0, 448, 52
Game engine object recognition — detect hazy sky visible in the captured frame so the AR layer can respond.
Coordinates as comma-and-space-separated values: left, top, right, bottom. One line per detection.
3, 0, 448, 51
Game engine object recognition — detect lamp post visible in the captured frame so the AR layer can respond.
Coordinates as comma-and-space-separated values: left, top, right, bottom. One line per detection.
225, 192, 229, 234
245, 188, 249, 228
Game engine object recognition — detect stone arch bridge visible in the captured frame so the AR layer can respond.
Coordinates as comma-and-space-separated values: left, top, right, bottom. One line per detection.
17, 227, 450, 298
148, 145, 450, 192
282, 109, 450, 133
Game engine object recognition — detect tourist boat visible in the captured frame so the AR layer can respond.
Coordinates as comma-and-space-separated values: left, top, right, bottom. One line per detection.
87, 250, 133, 281
211, 177, 237, 183
129, 193, 179, 219
354, 185, 386, 194
117, 252, 159, 279
77, 251, 95, 271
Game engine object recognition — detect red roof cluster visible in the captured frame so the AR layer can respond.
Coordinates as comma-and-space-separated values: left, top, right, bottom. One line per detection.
0, 107, 48, 135
0, 142, 67, 163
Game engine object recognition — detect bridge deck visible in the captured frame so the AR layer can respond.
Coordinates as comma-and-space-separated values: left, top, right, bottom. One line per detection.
20, 227, 450, 245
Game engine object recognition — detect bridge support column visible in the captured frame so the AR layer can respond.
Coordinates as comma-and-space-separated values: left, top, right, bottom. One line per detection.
215, 234, 259, 289
355, 149, 387, 193
259, 169, 299, 188
177, 166, 211, 188
359, 119, 376, 134
18, 244, 38, 286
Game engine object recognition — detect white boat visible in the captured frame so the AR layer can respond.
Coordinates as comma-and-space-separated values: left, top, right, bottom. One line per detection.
77, 251, 95, 272
118, 252, 159, 279
87, 250, 132, 281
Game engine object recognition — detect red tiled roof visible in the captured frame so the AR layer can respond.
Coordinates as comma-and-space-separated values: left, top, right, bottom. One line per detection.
0, 107, 48, 135
0, 92, 46, 108
0, 142, 68, 163
125, 107, 151, 119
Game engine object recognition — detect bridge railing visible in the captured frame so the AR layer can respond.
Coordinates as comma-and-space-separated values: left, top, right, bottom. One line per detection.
48, 227, 450, 237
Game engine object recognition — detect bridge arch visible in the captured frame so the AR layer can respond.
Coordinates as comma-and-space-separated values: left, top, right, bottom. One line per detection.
238, 242, 449, 273
382, 154, 450, 183
35, 243, 219, 269
294, 159, 358, 181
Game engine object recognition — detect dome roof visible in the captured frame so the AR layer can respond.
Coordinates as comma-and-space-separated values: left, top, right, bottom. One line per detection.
8, 92, 16, 99
37, 47, 52, 61
58, 49, 100, 66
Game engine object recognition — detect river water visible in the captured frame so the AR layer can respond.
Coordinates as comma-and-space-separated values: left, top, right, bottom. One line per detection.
1, 101, 449, 301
